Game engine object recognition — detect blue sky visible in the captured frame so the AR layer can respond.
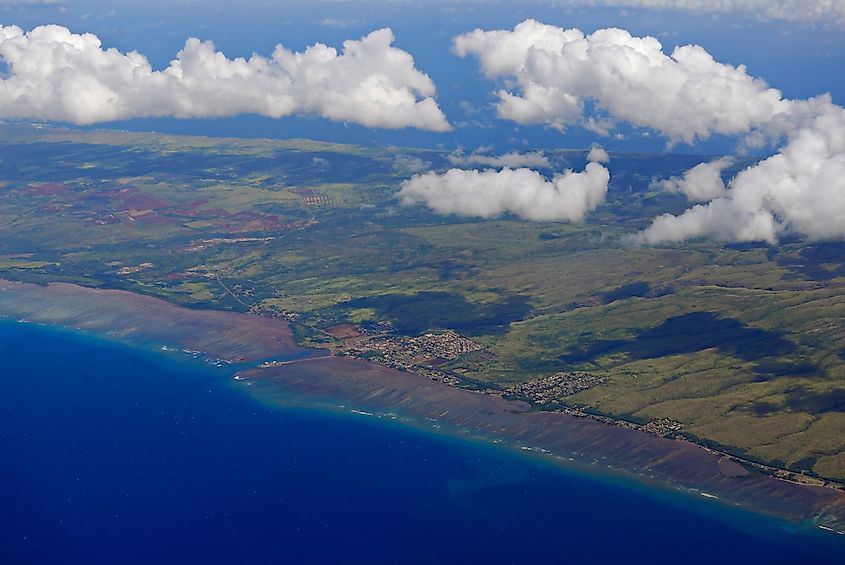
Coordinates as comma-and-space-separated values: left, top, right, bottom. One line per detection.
2, 0, 844, 154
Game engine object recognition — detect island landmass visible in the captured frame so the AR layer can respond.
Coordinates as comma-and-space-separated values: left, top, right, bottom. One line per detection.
2, 277, 844, 535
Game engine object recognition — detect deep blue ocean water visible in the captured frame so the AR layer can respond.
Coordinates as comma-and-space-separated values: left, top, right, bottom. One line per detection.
1, 320, 843, 564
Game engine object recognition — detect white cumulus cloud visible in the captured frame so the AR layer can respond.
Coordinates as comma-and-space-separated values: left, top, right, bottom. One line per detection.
455, 20, 845, 244
0, 24, 450, 130
398, 152, 610, 222
587, 144, 610, 163
453, 19, 788, 143
637, 99, 845, 244
447, 150, 551, 168
652, 156, 732, 202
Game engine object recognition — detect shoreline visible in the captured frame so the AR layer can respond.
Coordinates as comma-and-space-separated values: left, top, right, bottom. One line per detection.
261, 350, 845, 493
0, 279, 315, 364
242, 356, 845, 534
2, 278, 845, 536
261, 350, 845, 492
243, 376, 845, 550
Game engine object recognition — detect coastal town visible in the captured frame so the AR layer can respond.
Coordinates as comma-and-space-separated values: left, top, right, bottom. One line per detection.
242, 314, 845, 495
264, 318, 698, 441
233, 302, 845, 493
323, 324, 484, 386
505, 371, 607, 406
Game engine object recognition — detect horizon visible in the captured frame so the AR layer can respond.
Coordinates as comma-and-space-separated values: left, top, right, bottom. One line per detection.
1, 0, 843, 156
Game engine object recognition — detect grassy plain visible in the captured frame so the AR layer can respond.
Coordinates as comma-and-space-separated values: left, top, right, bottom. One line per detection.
0, 124, 842, 480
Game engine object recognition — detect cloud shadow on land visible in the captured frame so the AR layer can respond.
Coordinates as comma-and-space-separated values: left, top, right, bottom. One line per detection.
559, 312, 818, 377
776, 241, 845, 281
600, 281, 675, 304
341, 291, 531, 336
749, 387, 845, 417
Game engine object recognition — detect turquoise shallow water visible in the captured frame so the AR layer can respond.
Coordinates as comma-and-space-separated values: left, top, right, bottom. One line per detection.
1, 319, 843, 564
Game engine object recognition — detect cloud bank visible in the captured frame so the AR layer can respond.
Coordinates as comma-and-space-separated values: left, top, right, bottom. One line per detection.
398, 152, 609, 222
558, 1, 845, 27
0, 24, 449, 130
447, 150, 551, 169
455, 20, 845, 243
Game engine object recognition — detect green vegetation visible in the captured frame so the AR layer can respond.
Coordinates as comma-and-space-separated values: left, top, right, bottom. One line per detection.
0, 123, 842, 481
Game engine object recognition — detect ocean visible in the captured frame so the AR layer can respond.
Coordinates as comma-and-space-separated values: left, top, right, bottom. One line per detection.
1, 319, 842, 564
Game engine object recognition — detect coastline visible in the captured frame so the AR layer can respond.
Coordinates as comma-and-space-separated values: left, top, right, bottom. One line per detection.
0, 279, 314, 364
242, 356, 845, 533
2, 278, 845, 536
